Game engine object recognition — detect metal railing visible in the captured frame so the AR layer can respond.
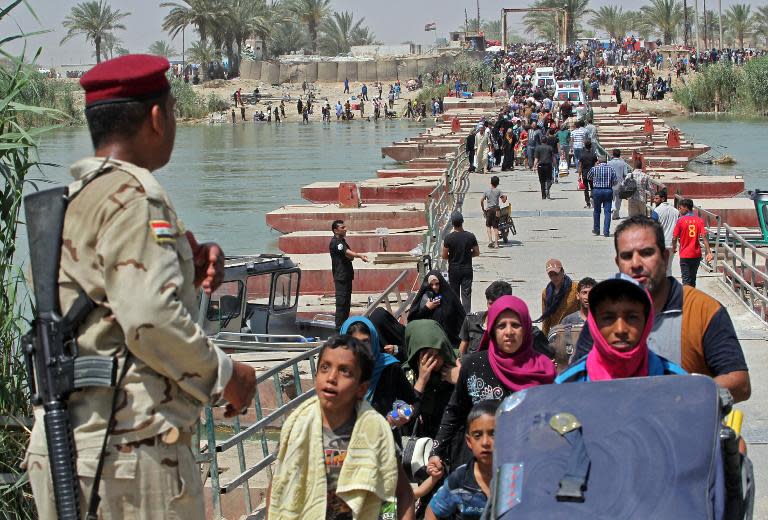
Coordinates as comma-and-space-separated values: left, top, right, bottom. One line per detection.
198, 346, 322, 519
421, 149, 470, 277
716, 223, 768, 325
361, 269, 414, 319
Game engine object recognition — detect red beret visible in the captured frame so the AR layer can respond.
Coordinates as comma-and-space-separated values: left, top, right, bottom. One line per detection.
80, 54, 170, 107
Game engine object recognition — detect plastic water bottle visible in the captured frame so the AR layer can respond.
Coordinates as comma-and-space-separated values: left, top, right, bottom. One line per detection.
389, 400, 413, 421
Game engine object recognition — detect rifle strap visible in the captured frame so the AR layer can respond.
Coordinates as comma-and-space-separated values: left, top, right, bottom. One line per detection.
85, 353, 132, 520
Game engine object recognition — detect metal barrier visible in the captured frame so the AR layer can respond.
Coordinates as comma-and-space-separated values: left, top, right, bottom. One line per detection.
421, 149, 470, 277
198, 346, 322, 519
717, 223, 768, 325
361, 268, 414, 319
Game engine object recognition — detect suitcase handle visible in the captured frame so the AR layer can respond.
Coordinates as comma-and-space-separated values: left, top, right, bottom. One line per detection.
550, 413, 591, 503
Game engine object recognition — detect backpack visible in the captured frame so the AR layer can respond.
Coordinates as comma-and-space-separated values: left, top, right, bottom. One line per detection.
618, 174, 637, 199
489, 376, 754, 520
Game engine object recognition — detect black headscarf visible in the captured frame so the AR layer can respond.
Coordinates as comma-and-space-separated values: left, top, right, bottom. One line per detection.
407, 270, 465, 347
368, 307, 407, 362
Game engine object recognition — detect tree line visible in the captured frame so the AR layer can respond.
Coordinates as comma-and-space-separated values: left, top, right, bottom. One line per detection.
61, 0, 377, 77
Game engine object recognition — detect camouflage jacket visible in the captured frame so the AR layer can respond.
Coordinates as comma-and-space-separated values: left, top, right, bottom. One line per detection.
28, 157, 232, 452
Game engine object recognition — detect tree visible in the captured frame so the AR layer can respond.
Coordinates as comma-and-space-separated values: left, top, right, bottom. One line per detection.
318, 11, 375, 55
268, 18, 310, 57
725, 4, 753, 49
639, 0, 683, 44
161, 0, 222, 54
93, 32, 125, 61
286, 0, 331, 53
186, 39, 215, 64
754, 6, 768, 49
589, 5, 632, 41
148, 40, 178, 58
523, 0, 591, 45
60, 0, 130, 63
701, 9, 720, 48
482, 19, 502, 40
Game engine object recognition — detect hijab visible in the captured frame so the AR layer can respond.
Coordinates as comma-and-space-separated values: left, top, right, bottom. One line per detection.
368, 307, 406, 361
478, 296, 556, 391
404, 319, 457, 373
340, 316, 399, 402
585, 280, 654, 381
407, 270, 466, 346
404, 319, 457, 418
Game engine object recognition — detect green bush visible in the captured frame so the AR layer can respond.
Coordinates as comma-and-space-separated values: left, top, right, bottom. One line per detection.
207, 94, 230, 113
170, 78, 208, 119
415, 84, 450, 106
742, 56, 768, 115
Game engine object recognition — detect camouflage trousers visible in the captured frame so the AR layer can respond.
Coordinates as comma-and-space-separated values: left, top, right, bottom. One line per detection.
26, 432, 204, 520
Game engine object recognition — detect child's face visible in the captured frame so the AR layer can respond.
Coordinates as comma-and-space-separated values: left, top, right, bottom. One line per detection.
593, 299, 647, 351
316, 348, 368, 415
466, 414, 495, 467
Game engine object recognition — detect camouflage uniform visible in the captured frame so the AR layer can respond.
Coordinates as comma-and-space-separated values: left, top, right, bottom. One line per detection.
25, 157, 232, 519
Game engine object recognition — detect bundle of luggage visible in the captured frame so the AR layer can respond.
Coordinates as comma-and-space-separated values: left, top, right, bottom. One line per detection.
488, 376, 754, 519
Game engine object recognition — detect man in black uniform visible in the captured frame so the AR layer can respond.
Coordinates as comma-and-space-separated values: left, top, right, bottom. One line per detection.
330, 220, 369, 328
442, 211, 479, 313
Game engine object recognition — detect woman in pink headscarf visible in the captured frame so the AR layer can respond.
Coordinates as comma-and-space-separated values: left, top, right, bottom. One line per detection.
427, 295, 556, 472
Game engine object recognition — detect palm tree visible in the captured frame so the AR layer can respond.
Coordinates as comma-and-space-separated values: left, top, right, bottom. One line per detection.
701, 9, 720, 48
60, 0, 130, 63
725, 4, 753, 49
287, 0, 331, 53
482, 19, 503, 40
161, 0, 221, 52
754, 6, 768, 49
269, 19, 310, 56
186, 39, 215, 65
148, 40, 178, 58
318, 11, 373, 55
94, 32, 125, 61
589, 5, 631, 41
639, 0, 683, 44
523, 0, 591, 45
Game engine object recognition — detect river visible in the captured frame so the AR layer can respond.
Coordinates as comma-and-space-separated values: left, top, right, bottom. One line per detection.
22, 119, 428, 258
16, 115, 768, 262
669, 116, 768, 190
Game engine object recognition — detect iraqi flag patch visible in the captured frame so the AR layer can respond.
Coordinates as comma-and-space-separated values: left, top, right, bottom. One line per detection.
150, 220, 176, 244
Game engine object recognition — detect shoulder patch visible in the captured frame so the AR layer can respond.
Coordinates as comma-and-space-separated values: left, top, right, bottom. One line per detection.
337, 243, 344, 251
150, 220, 176, 244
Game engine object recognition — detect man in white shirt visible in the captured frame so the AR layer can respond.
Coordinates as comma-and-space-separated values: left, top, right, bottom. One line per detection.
651, 188, 680, 276
607, 149, 629, 220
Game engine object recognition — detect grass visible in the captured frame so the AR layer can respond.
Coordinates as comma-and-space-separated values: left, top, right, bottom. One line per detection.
1, 2, 72, 516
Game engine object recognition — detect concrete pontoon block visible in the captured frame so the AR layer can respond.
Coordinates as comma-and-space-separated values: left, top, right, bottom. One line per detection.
358, 61, 377, 82
318, 61, 339, 82
303, 62, 318, 82
417, 57, 438, 75
336, 61, 357, 82
376, 60, 398, 82
263, 61, 280, 85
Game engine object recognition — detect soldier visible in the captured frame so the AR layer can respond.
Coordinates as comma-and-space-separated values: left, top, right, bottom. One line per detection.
24, 55, 257, 518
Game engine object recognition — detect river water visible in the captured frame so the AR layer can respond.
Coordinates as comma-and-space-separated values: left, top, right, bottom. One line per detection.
16, 115, 768, 262
669, 116, 768, 190
23, 120, 427, 258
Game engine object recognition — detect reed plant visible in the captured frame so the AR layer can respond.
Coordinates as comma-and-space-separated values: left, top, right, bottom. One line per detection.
1, 1, 70, 516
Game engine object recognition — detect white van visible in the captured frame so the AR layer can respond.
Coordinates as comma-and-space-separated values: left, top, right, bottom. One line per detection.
533, 67, 555, 91
553, 79, 588, 107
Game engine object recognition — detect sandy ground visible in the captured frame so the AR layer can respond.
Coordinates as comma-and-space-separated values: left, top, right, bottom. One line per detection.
189, 78, 424, 124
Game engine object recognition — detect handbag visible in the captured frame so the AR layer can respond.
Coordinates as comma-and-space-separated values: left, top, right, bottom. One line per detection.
401, 415, 434, 483
578, 177, 586, 190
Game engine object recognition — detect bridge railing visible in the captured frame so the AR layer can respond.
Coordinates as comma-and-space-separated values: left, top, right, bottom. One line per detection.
422, 149, 470, 277
716, 223, 768, 325
198, 346, 322, 520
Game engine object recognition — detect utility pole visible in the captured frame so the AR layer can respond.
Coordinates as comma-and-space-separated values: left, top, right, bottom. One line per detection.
703, 0, 707, 49
694, 0, 700, 58
683, 0, 689, 46
476, 0, 481, 34
718, 0, 723, 49
465, 8, 469, 34
182, 27, 185, 71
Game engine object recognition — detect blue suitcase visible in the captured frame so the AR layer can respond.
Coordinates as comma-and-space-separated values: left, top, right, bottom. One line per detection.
490, 376, 751, 519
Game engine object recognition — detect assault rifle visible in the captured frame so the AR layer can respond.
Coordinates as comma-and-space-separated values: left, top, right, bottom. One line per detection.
22, 187, 116, 520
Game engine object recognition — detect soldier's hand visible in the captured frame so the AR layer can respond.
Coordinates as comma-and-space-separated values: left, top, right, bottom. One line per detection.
223, 361, 256, 418
187, 231, 226, 294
